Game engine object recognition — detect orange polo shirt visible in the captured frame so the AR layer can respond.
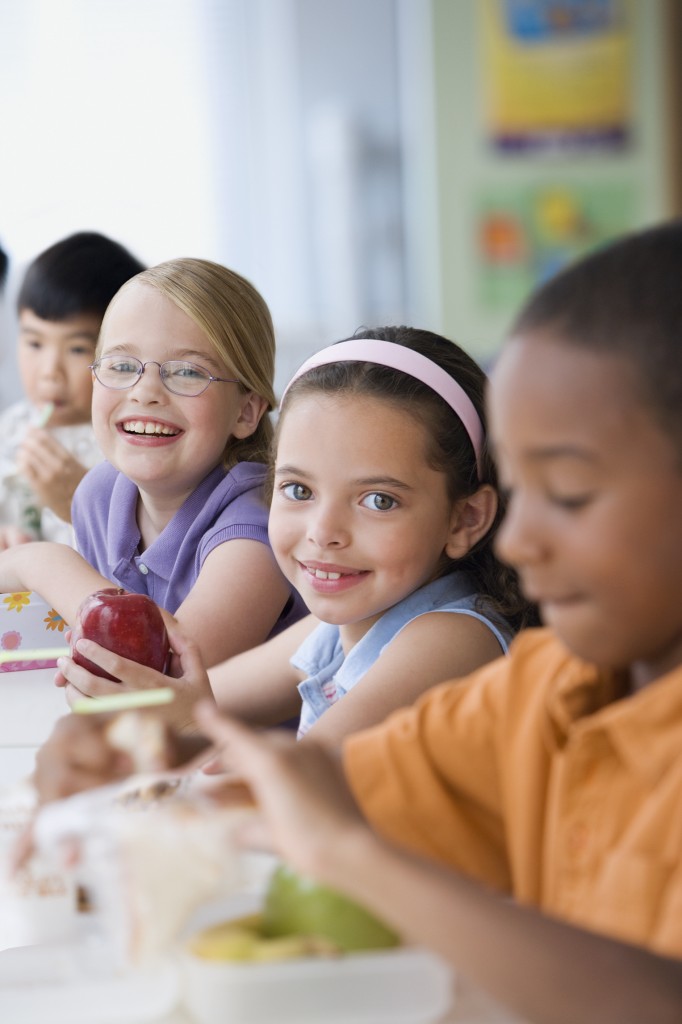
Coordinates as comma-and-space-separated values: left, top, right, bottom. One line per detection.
344, 628, 682, 958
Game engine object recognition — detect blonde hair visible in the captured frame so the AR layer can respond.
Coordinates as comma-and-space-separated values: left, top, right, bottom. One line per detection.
100, 258, 276, 468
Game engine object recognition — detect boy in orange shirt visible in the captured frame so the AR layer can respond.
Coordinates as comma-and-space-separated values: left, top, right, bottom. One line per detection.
33, 221, 682, 1022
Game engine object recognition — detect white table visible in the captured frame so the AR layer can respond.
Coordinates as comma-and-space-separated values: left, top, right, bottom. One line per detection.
0, 666, 68, 785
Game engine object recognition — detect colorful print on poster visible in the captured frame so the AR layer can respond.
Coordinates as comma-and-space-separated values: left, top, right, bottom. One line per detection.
476, 179, 636, 312
480, 0, 634, 153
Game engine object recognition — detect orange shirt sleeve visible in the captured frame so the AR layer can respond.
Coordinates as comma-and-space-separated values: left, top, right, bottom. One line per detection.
343, 654, 514, 891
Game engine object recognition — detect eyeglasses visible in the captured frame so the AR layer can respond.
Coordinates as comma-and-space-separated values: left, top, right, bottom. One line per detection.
89, 356, 242, 397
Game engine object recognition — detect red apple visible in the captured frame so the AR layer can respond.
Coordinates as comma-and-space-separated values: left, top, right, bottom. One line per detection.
70, 588, 170, 682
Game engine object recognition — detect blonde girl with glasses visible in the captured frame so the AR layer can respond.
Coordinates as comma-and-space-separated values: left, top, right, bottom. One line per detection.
0, 259, 308, 671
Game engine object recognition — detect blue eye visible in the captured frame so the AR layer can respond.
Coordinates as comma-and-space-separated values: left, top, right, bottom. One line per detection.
282, 483, 312, 501
169, 362, 208, 381
361, 492, 397, 512
108, 359, 140, 374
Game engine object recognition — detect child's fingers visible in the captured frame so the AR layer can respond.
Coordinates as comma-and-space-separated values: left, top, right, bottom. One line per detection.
192, 703, 363, 876
194, 701, 268, 774
33, 713, 132, 805
64, 641, 167, 693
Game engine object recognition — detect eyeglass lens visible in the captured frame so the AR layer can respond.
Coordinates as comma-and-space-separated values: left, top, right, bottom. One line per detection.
93, 356, 215, 396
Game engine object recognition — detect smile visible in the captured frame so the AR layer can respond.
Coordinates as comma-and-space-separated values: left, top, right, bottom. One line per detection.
121, 419, 181, 436
302, 564, 362, 580
298, 563, 369, 595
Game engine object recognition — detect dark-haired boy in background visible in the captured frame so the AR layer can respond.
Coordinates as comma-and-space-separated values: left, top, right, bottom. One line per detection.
0, 232, 144, 548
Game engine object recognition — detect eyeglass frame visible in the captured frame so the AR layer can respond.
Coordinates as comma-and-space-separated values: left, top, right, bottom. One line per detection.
89, 355, 243, 397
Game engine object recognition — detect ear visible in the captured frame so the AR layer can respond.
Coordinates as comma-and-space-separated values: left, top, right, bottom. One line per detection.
231, 392, 269, 439
444, 484, 498, 560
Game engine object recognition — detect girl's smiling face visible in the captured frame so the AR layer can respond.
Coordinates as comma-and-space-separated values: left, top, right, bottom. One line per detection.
490, 332, 682, 689
93, 281, 259, 503
269, 392, 464, 647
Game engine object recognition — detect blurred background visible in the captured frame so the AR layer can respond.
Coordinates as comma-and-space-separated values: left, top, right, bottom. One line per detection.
0, 0, 679, 404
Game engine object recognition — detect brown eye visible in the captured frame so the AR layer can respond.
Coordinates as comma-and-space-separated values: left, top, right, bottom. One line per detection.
283, 483, 312, 501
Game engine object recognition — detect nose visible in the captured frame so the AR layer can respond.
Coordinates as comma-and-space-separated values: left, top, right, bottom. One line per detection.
494, 491, 545, 571
306, 501, 350, 549
39, 348, 65, 380
130, 362, 166, 401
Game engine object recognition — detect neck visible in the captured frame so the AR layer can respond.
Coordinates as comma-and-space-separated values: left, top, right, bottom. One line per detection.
136, 489, 187, 549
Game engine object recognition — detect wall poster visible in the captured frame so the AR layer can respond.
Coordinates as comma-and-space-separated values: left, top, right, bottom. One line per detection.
480, 0, 634, 153
476, 180, 636, 312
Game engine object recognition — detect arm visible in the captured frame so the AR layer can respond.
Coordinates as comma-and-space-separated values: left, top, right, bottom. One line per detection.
195, 706, 682, 1024
208, 612, 317, 724
305, 612, 503, 745
16, 429, 89, 523
0, 541, 116, 623
171, 538, 297, 669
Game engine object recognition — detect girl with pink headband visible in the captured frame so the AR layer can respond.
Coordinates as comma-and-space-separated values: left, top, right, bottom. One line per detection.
55, 326, 536, 744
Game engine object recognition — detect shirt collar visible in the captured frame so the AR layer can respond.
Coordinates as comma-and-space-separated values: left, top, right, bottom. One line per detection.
545, 649, 682, 785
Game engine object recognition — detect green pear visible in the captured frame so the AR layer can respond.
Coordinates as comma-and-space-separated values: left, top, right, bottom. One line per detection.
262, 865, 400, 953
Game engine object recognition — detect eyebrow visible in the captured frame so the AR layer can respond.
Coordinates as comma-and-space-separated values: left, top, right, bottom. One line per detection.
274, 465, 413, 489
524, 445, 600, 464
20, 327, 98, 342
100, 344, 224, 370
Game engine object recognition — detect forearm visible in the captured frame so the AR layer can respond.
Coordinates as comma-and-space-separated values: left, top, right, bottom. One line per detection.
0, 543, 112, 624
320, 831, 682, 1024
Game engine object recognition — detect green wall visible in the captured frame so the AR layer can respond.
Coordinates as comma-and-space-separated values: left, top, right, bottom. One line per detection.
429, 0, 670, 363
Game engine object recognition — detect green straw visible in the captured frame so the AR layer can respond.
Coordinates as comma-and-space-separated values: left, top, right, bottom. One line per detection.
0, 646, 69, 663
72, 687, 175, 714
35, 401, 55, 428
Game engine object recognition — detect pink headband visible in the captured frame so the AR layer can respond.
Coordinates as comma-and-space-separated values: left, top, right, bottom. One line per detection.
281, 339, 484, 478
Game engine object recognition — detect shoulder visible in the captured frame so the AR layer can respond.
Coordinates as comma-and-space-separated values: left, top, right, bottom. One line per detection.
376, 575, 511, 654
418, 627, 571, 716
195, 464, 270, 555
220, 460, 268, 496
197, 462, 268, 516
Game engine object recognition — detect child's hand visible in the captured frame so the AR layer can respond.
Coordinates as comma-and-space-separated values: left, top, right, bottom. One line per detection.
32, 709, 212, 808
194, 703, 368, 880
17, 429, 89, 522
59, 621, 214, 733
33, 712, 135, 805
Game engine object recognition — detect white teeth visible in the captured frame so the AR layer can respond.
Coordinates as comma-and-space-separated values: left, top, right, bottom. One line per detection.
313, 569, 341, 580
122, 420, 178, 436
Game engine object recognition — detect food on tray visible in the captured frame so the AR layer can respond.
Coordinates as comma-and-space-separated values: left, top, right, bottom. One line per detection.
187, 864, 400, 963
187, 912, 339, 962
70, 588, 170, 681
31, 779, 255, 964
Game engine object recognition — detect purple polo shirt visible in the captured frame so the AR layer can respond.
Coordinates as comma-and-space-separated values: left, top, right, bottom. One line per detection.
72, 461, 307, 635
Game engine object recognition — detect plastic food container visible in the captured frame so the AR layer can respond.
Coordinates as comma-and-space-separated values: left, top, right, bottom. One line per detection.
180, 944, 454, 1024
0, 944, 179, 1024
